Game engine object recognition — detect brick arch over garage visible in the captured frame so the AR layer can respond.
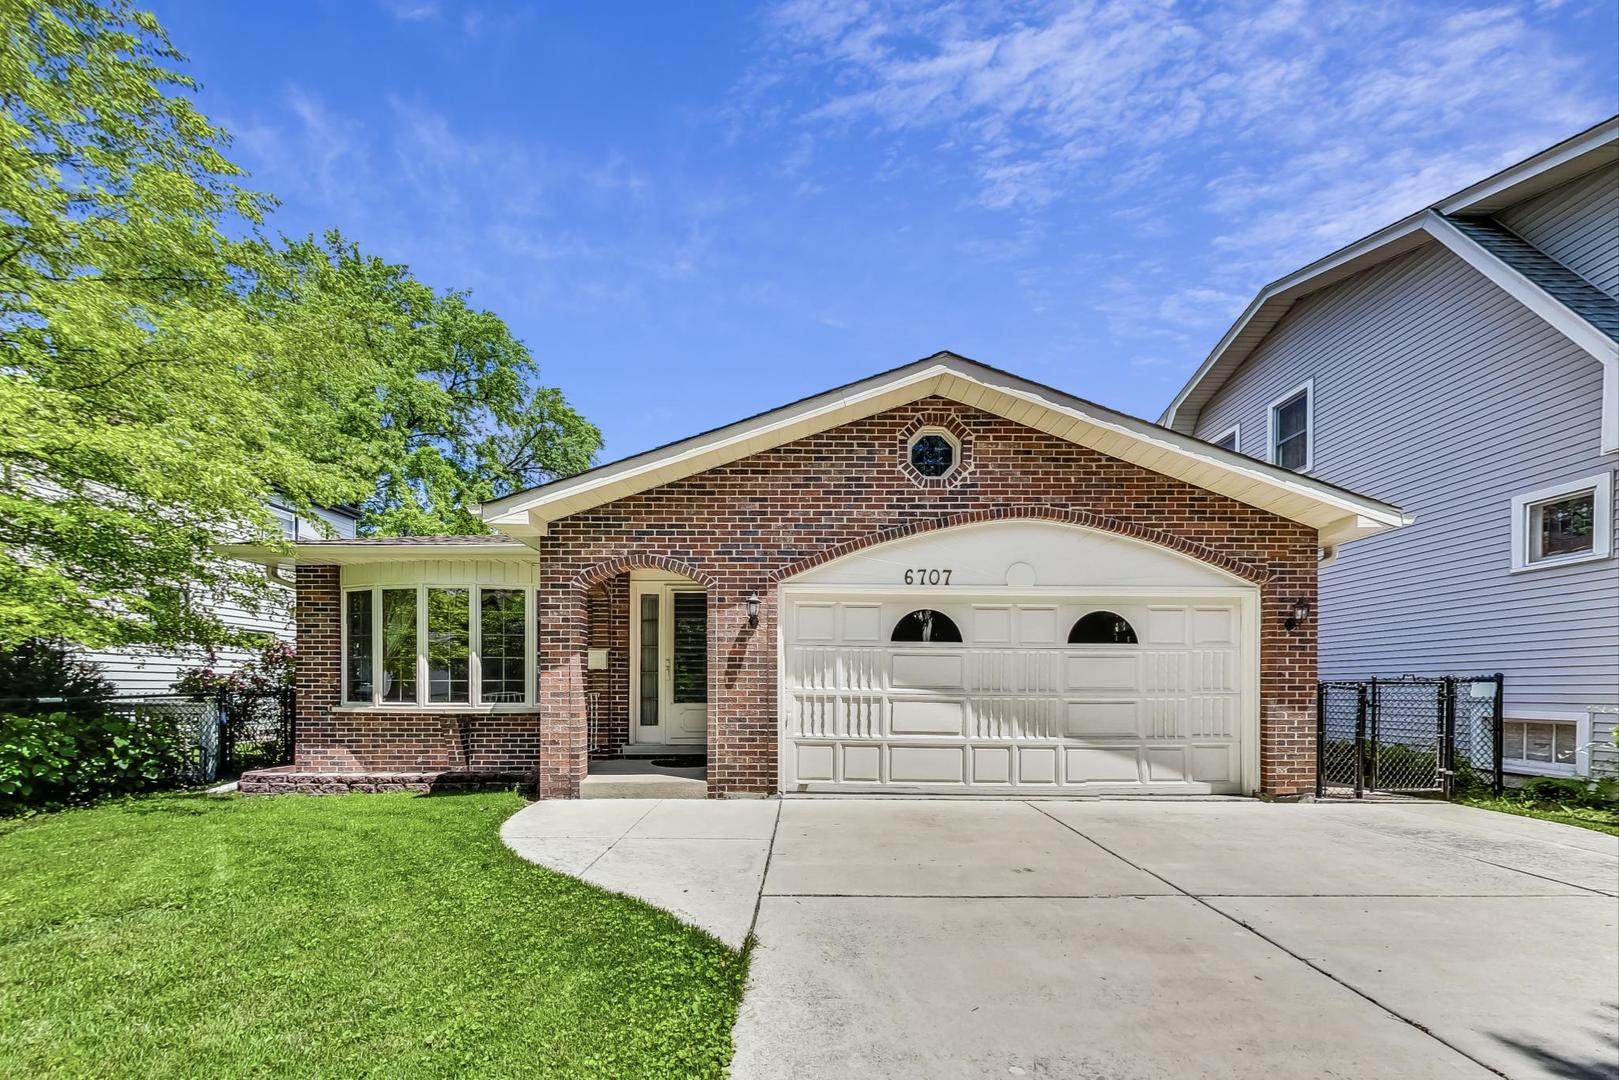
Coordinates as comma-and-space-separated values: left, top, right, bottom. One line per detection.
769, 506, 1273, 586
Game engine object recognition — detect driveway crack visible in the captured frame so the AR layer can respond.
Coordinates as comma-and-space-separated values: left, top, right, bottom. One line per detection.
1026, 802, 1512, 1080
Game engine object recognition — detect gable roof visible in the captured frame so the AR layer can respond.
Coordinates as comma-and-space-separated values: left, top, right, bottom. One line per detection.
481, 352, 1409, 547
1160, 117, 1619, 454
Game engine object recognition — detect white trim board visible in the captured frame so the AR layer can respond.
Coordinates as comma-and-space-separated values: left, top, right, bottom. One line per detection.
480, 353, 1409, 548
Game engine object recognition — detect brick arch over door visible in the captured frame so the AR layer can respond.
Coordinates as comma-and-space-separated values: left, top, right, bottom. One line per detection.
770, 505, 1273, 586
572, 553, 717, 592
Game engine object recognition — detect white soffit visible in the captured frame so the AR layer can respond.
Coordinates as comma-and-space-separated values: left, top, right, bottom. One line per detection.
218, 541, 532, 569
480, 353, 1409, 544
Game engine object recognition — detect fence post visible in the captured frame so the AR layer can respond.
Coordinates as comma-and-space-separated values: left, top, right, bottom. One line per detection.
1353, 684, 1367, 799
1491, 673, 1505, 797
213, 686, 230, 783
1315, 682, 1326, 798
1440, 677, 1457, 800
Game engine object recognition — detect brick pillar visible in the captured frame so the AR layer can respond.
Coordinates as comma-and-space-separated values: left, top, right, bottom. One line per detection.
537, 578, 588, 798
708, 574, 776, 798
294, 564, 341, 769
1257, 558, 1318, 798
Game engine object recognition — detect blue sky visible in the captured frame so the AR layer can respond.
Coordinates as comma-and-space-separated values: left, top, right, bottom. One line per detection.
151, 0, 1618, 461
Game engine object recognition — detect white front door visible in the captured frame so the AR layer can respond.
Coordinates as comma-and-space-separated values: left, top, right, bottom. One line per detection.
631, 583, 708, 744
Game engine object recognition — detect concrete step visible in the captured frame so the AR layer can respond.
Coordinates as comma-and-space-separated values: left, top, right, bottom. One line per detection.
580, 771, 707, 799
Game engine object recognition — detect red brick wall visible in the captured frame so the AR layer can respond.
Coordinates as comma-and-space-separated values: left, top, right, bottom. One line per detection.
584, 575, 629, 755
536, 397, 1319, 799
292, 565, 540, 773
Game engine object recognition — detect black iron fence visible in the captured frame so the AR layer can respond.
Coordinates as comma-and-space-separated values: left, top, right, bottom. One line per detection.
1318, 675, 1504, 799
32, 688, 295, 784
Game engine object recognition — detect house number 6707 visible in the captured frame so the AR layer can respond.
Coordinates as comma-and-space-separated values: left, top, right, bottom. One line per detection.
903, 568, 952, 585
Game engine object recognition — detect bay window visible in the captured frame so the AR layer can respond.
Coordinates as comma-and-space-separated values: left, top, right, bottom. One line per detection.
343, 585, 532, 708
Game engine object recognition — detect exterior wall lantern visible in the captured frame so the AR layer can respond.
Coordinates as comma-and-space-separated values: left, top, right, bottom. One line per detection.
1284, 597, 1311, 632
745, 591, 761, 628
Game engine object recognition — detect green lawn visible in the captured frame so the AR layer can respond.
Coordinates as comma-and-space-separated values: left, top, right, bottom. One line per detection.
1457, 795, 1619, 837
0, 792, 748, 1078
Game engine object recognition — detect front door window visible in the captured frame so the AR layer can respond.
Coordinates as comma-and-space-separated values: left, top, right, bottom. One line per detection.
638, 593, 659, 727
672, 591, 707, 705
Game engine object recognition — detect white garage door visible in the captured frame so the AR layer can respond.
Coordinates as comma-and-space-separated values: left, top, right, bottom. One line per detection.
779, 521, 1258, 795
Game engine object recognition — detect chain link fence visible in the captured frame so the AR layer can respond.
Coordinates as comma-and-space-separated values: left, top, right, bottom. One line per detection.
1318, 675, 1503, 799
14, 688, 294, 784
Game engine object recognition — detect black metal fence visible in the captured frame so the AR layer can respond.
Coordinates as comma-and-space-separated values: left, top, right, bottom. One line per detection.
1318, 675, 1504, 799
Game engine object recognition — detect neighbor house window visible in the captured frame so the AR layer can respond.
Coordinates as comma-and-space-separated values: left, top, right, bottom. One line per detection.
1510, 473, 1613, 572
1268, 382, 1312, 471
1501, 720, 1579, 775
1211, 425, 1239, 453
344, 585, 532, 707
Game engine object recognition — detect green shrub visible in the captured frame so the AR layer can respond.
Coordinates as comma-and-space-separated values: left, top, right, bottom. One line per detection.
1519, 776, 1619, 810
0, 707, 192, 816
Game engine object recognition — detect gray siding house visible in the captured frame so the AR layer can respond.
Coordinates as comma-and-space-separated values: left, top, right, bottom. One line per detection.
80, 500, 360, 693
1163, 119, 1619, 779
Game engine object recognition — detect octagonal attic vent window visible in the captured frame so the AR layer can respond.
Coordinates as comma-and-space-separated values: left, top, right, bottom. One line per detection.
908, 429, 958, 478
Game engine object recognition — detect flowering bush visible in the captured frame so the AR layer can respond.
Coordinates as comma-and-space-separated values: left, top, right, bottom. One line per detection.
173, 640, 295, 697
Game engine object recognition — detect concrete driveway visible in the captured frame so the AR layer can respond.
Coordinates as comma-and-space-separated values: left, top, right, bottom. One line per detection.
502, 798, 1619, 1080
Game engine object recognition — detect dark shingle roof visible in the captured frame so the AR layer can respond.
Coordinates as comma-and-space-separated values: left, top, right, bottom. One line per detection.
299, 535, 521, 547
1445, 216, 1619, 342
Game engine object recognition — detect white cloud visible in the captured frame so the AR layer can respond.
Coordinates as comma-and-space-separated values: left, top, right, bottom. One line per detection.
759, 0, 1611, 268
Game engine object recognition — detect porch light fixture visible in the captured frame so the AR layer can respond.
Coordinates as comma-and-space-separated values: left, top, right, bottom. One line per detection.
744, 591, 761, 628
1284, 597, 1310, 632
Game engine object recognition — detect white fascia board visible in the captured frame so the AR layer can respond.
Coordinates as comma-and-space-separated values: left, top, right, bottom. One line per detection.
960, 365, 1408, 530
1423, 211, 1619, 454
217, 542, 532, 568
1158, 216, 1431, 432
1436, 118, 1619, 216
479, 353, 1408, 544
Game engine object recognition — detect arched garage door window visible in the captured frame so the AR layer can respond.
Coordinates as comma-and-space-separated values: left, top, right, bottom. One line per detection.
1068, 611, 1138, 644
891, 609, 963, 643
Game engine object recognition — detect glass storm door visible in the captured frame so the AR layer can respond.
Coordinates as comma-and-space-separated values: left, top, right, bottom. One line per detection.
631, 583, 708, 744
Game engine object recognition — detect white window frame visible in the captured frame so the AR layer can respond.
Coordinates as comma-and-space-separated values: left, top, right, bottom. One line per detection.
1509, 471, 1613, 573
1266, 379, 1313, 473
1500, 712, 1590, 778
906, 426, 961, 480
339, 583, 535, 711
1211, 424, 1241, 454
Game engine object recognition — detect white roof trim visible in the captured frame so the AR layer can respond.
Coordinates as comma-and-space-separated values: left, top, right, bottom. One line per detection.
1161, 118, 1619, 450
219, 541, 532, 569
480, 353, 1409, 544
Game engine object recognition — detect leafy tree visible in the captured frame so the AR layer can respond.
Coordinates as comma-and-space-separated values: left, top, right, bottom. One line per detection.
0, 0, 363, 650
254, 234, 601, 536
0, 1, 598, 651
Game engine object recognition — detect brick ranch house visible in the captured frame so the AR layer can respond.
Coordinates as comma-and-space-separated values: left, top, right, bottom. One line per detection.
236, 354, 1409, 799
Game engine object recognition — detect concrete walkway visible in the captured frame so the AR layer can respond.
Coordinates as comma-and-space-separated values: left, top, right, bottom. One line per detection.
503, 798, 1619, 1079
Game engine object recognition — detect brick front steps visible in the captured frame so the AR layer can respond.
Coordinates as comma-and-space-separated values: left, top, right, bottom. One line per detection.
239, 766, 531, 796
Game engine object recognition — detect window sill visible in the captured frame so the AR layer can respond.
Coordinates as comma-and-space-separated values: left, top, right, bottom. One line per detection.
1503, 760, 1580, 778
1509, 549, 1611, 574
334, 704, 535, 714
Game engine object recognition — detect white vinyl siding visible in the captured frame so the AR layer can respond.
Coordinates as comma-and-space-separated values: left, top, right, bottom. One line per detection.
1191, 241, 1618, 722
1497, 163, 1619, 299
